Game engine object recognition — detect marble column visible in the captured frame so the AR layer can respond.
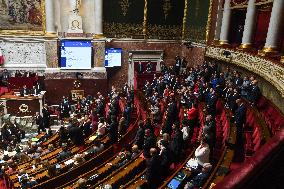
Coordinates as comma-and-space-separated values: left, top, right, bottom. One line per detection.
262, 0, 284, 53
45, 0, 56, 36
240, 0, 256, 49
59, 0, 72, 33
219, 0, 231, 45
213, 0, 224, 43
94, 0, 103, 38
81, 0, 95, 34
54, 0, 61, 33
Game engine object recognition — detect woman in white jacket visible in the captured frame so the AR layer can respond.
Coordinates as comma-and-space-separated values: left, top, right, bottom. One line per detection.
195, 138, 210, 166
186, 137, 210, 171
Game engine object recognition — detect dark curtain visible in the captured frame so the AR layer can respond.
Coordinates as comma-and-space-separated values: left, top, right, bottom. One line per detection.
229, 10, 246, 46
253, 9, 271, 49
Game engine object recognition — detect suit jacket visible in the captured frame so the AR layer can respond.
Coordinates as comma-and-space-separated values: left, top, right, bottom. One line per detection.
68, 126, 84, 146
36, 115, 44, 127
42, 107, 51, 126
137, 63, 144, 74
171, 129, 183, 156
146, 155, 161, 183
135, 127, 145, 149
108, 121, 118, 144
20, 88, 30, 96
235, 103, 246, 126
31, 88, 40, 96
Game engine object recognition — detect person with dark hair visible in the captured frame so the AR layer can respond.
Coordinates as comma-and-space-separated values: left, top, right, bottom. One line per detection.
135, 121, 145, 150
35, 112, 45, 134
170, 122, 183, 161
59, 126, 69, 145
143, 129, 156, 158
146, 148, 161, 189
248, 80, 261, 105
59, 97, 71, 119
69, 122, 84, 146
42, 104, 51, 129
108, 116, 118, 144
234, 99, 246, 146
57, 145, 71, 161
187, 103, 198, 127
159, 140, 172, 177
184, 163, 212, 189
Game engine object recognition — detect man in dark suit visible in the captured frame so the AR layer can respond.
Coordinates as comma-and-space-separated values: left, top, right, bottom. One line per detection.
20, 85, 30, 96
68, 122, 84, 146
137, 61, 144, 74
185, 163, 212, 189
108, 115, 118, 144
234, 99, 246, 145
31, 86, 40, 96
146, 148, 161, 189
1, 69, 11, 86
174, 56, 181, 75
35, 112, 45, 134
170, 122, 183, 161
143, 129, 157, 158
248, 80, 261, 105
59, 97, 71, 119
135, 121, 145, 150
42, 104, 51, 129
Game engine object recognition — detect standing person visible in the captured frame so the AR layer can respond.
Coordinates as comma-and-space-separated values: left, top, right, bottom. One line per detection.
146, 148, 161, 189
170, 122, 183, 162
174, 56, 181, 75
234, 99, 246, 146
35, 112, 45, 134
42, 104, 51, 129
108, 116, 118, 144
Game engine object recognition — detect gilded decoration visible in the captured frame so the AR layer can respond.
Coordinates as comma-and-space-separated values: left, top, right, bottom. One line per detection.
147, 24, 182, 40
231, 0, 248, 7
0, 0, 46, 35
162, 0, 172, 20
119, 0, 131, 16
93, 41, 105, 67
45, 40, 58, 68
206, 46, 284, 97
103, 22, 143, 38
184, 26, 206, 43
182, 0, 188, 39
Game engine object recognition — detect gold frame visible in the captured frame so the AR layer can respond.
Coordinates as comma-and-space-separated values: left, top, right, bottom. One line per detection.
205, 0, 213, 43
0, 0, 46, 36
71, 90, 85, 101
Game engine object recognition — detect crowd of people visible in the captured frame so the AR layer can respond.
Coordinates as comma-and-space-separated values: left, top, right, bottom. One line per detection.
0, 83, 135, 188
138, 57, 261, 188
0, 56, 262, 188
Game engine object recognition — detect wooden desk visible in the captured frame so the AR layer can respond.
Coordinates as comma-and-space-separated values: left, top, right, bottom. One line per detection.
0, 93, 45, 116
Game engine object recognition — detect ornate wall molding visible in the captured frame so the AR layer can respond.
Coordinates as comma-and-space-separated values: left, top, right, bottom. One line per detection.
0, 40, 46, 69
206, 46, 284, 97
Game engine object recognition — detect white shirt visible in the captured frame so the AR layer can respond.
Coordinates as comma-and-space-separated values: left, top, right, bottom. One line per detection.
195, 143, 210, 166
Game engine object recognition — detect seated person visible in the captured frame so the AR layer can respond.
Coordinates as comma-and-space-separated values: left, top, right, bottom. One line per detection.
30, 85, 40, 96
15, 70, 22, 77
184, 163, 212, 189
20, 85, 30, 96
186, 137, 210, 172
86, 140, 104, 155
57, 145, 71, 161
